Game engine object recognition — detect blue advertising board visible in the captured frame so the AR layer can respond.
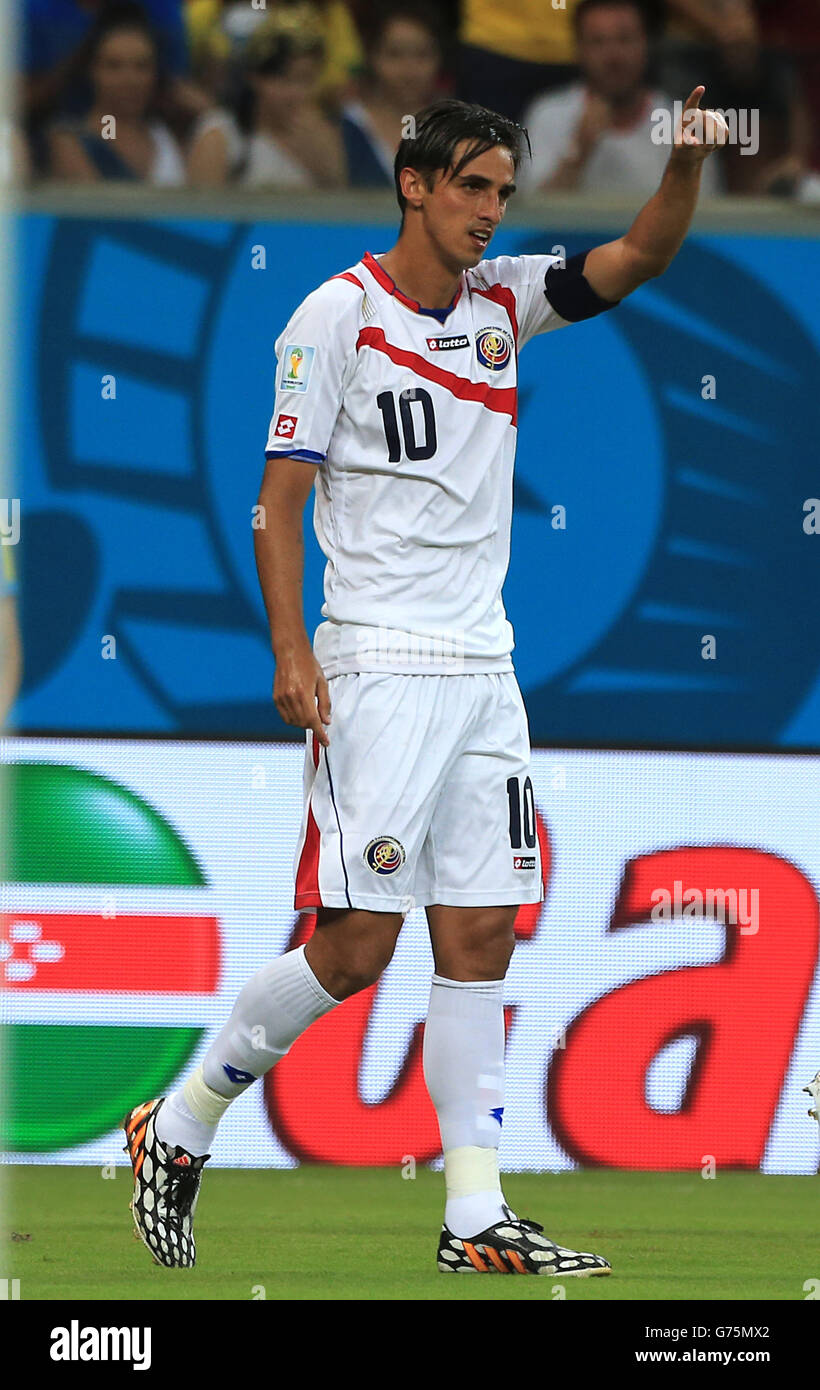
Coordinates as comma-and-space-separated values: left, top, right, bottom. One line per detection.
13, 213, 820, 746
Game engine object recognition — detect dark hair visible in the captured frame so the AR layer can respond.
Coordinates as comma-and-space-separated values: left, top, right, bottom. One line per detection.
393, 99, 529, 217
364, 1, 443, 57
236, 23, 324, 131
573, 0, 653, 36
245, 24, 323, 77
86, 2, 161, 64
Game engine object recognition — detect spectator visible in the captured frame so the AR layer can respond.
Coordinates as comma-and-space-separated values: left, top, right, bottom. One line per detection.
659, 0, 758, 97
659, 0, 810, 195
519, 0, 720, 195
24, 0, 188, 123
756, 0, 820, 181
47, 9, 186, 183
457, 0, 584, 123
186, 0, 363, 108
707, 0, 813, 195
341, 4, 442, 187
187, 17, 346, 187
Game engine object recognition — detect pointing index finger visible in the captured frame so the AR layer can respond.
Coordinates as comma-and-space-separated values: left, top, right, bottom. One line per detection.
683, 85, 705, 111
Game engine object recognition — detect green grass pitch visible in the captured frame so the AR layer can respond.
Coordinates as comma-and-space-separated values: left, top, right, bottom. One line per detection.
3, 1166, 815, 1301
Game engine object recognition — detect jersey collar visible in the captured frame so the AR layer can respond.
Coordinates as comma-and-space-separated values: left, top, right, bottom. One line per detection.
363, 251, 463, 322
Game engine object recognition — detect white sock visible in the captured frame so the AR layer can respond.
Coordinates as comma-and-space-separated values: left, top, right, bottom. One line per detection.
156, 945, 339, 1155
422, 974, 513, 1238
443, 1147, 516, 1238
154, 1072, 223, 1157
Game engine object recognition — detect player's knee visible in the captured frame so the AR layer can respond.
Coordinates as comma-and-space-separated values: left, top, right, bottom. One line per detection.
331, 943, 395, 998
439, 911, 516, 979
310, 913, 399, 999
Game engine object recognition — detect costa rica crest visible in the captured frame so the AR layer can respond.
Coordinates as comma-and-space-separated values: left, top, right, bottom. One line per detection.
364, 837, 406, 875
476, 326, 513, 371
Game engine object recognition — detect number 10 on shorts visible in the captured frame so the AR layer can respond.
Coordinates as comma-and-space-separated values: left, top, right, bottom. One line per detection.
507, 776, 536, 850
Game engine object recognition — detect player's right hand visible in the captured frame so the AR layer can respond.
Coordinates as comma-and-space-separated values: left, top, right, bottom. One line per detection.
273, 645, 332, 747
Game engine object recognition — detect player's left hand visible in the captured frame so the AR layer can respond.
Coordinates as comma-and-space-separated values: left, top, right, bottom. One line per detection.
673, 86, 729, 163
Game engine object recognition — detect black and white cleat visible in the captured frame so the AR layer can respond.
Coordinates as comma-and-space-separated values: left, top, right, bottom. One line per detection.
437, 1206, 612, 1276
123, 1098, 210, 1269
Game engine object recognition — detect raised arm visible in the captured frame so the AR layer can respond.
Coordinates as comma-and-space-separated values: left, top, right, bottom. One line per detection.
583, 87, 727, 303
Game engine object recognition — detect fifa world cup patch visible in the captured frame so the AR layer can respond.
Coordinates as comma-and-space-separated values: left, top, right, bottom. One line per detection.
364, 836, 406, 875
280, 344, 315, 392
513, 855, 536, 870
273, 413, 298, 439
476, 326, 513, 371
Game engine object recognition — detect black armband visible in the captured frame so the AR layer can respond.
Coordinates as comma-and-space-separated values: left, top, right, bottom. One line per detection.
543, 250, 621, 323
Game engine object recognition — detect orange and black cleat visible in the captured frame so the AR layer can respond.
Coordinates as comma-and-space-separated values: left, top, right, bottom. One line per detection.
122, 1097, 210, 1269
437, 1207, 611, 1276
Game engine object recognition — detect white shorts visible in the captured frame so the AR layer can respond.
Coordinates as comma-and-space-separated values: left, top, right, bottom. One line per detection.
293, 671, 544, 912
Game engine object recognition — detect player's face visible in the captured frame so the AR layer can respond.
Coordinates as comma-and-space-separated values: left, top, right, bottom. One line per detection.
422, 143, 516, 271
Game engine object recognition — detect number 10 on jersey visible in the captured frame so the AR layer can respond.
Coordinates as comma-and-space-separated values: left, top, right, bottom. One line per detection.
376, 388, 438, 462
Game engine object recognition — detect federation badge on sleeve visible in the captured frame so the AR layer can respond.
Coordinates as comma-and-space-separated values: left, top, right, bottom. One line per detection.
280, 344, 315, 392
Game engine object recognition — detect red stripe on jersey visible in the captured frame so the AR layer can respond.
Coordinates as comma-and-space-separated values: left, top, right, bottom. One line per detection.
295, 734, 323, 907
356, 326, 517, 425
471, 282, 519, 345
362, 251, 462, 317
331, 272, 364, 289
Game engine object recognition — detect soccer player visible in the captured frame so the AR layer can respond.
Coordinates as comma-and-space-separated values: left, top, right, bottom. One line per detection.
125, 93, 725, 1275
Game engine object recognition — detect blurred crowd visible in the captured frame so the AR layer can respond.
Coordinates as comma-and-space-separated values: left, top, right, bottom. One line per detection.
9, 0, 820, 199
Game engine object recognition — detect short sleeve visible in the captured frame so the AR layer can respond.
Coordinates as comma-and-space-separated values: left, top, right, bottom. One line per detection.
475, 253, 573, 347
477, 250, 620, 348
265, 279, 360, 464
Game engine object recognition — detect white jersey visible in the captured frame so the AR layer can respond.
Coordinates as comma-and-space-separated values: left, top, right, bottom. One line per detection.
265, 249, 613, 676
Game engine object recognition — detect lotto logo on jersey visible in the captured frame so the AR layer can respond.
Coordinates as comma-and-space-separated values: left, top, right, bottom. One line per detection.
514, 855, 536, 870
476, 327, 513, 371
364, 836, 406, 875
273, 413, 298, 439
280, 344, 315, 392
426, 334, 469, 352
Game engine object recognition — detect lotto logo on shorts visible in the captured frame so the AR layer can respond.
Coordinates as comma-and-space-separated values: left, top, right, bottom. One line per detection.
364, 837, 406, 875
274, 413, 298, 439
514, 855, 536, 870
